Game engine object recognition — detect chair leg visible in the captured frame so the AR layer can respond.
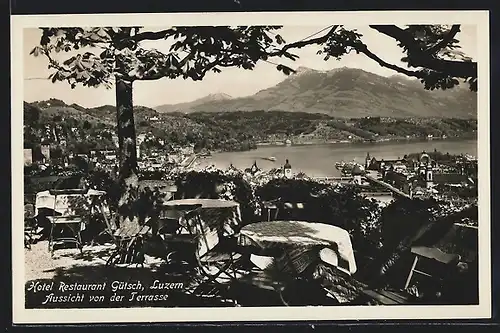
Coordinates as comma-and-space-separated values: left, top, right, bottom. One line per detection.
106, 250, 120, 266
278, 289, 290, 306
24, 232, 32, 249
48, 224, 54, 253
404, 256, 419, 289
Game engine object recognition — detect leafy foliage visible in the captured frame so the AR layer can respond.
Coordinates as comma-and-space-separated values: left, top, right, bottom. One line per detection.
31, 26, 291, 88
299, 25, 476, 91
257, 179, 383, 251
172, 169, 260, 224
32, 25, 476, 94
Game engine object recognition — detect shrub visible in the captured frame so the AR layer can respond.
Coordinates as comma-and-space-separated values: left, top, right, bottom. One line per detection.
173, 169, 260, 224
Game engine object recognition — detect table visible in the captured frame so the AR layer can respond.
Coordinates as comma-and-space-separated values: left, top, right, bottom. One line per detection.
47, 216, 84, 254
35, 189, 107, 216
238, 221, 357, 276
162, 199, 242, 237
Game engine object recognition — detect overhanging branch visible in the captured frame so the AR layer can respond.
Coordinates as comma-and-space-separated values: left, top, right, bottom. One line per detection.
267, 25, 339, 57
129, 29, 177, 43
369, 25, 477, 78
369, 25, 420, 52
356, 44, 425, 79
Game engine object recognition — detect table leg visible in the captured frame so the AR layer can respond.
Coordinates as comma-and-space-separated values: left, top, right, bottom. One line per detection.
404, 256, 419, 289
77, 230, 83, 253
48, 223, 54, 255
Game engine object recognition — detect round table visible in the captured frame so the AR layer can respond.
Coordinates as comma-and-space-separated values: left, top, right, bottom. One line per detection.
164, 198, 239, 209
239, 221, 361, 304
163, 199, 242, 236
238, 220, 357, 275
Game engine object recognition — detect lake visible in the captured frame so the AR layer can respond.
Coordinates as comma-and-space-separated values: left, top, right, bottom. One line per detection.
196, 139, 478, 177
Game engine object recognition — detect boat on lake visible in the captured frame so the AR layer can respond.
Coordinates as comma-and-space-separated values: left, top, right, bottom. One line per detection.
262, 156, 277, 162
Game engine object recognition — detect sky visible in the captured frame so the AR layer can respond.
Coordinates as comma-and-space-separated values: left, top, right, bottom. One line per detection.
23, 25, 477, 108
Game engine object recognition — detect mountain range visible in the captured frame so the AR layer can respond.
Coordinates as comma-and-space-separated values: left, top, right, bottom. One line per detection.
154, 67, 477, 119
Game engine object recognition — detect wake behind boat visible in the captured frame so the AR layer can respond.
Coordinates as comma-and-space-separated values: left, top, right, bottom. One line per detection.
262, 156, 277, 162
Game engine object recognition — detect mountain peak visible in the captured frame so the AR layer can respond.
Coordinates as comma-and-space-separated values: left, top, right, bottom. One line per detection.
204, 93, 232, 100
155, 67, 477, 118
294, 66, 315, 73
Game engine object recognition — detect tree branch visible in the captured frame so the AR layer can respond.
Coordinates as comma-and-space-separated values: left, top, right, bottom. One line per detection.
267, 25, 339, 57
356, 44, 426, 79
41, 48, 72, 74
425, 25, 461, 55
369, 25, 420, 52
129, 29, 177, 43
415, 57, 477, 78
369, 25, 477, 78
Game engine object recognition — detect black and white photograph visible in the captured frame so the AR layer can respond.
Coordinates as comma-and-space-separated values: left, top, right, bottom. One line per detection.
11, 11, 491, 323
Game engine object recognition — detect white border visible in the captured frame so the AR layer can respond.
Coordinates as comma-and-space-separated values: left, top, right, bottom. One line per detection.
11, 11, 491, 324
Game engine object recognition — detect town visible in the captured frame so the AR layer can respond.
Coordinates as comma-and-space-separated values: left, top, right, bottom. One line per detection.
23, 137, 479, 308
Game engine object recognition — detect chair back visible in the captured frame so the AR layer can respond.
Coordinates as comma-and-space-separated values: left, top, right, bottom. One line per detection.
184, 207, 219, 257
24, 204, 35, 219
281, 202, 306, 220
158, 204, 202, 235
24, 204, 36, 228
404, 246, 461, 290
411, 246, 460, 265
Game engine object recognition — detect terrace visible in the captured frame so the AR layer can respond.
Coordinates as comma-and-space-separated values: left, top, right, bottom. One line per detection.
24, 165, 479, 308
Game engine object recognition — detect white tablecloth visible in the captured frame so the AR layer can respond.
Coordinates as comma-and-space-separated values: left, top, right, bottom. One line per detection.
239, 221, 357, 275
35, 189, 108, 216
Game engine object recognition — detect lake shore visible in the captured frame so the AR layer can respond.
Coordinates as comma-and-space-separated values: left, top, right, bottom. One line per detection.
255, 135, 477, 148
197, 139, 478, 178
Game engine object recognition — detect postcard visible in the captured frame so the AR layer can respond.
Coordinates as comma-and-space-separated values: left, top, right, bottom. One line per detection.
11, 10, 491, 324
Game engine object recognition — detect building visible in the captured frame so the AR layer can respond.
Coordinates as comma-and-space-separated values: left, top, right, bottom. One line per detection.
367, 157, 405, 172
283, 159, 292, 179
425, 163, 434, 189
351, 164, 364, 185
433, 173, 469, 185
40, 144, 50, 162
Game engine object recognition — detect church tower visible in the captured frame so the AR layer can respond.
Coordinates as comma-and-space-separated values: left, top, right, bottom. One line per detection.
365, 152, 371, 169
419, 162, 426, 178
426, 164, 434, 189
283, 159, 292, 179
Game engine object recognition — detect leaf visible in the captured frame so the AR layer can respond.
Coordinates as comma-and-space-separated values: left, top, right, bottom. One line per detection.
30, 46, 41, 57
276, 34, 285, 45
51, 72, 59, 83
63, 57, 77, 66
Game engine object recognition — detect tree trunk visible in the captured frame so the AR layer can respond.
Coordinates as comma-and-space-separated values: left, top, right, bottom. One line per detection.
115, 77, 138, 183
115, 76, 139, 210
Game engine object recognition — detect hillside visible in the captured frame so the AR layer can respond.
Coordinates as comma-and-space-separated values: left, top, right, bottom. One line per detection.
154, 67, 477, 119
156, 93, 233, 113
24, 99, 477, 155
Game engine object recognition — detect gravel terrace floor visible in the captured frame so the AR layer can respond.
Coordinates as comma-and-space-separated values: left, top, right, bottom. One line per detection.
24, 239, 241, 308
